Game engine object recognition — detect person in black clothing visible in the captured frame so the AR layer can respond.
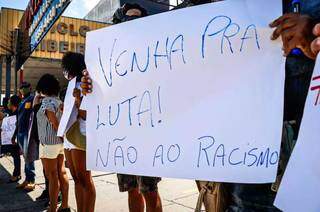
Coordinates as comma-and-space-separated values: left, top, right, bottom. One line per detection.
114, 4, 163, 212
7, 95, 22, 183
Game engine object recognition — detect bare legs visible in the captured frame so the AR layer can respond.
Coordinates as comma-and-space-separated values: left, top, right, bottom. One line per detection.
128, 188, 162, 212
42, 154, 69, 212
68, 149, 96, 212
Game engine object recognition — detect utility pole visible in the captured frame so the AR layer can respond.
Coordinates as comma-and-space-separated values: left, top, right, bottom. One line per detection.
13, 28, 21, 95
0, 56, 3, 105
5, 55, 11, 99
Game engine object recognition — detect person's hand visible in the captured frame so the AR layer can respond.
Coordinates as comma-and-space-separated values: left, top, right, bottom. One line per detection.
311, 23, 320, 56
80, 69, 92, 95
33, 93, 44, 105
270, 13, 316, 59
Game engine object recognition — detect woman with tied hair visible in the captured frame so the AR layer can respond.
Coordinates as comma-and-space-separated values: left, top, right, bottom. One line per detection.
36, 74, 70, 212
61, 52, 96, 212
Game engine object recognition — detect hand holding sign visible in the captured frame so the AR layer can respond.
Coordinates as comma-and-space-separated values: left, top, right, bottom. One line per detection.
80, 70, 92, 95
85, 0, 284, 183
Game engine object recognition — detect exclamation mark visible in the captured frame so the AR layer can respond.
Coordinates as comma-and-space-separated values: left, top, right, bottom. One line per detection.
157, 86, 162, 124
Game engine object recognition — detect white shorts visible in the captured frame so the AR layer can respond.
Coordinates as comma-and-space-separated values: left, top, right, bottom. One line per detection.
40, 143, 64, 159
63, 136, 83, 151
63, 137, 77, 150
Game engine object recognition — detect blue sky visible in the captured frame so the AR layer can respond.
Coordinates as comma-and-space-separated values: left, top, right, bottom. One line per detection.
0, 0, 100, 18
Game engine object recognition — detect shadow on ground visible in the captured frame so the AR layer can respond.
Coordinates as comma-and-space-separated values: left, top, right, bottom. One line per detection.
0, 157, 46, 212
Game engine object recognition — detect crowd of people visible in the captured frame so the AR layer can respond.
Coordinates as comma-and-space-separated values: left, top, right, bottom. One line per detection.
0, 0, 320, 212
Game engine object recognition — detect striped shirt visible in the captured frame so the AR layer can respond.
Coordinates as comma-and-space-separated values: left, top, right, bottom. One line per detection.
37, 97, 62, 145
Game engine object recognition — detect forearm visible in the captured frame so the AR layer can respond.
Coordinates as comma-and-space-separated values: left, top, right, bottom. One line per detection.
46, 110, 59, 131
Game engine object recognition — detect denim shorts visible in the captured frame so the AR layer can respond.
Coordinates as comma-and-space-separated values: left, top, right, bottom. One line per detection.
117, 174, 161, 193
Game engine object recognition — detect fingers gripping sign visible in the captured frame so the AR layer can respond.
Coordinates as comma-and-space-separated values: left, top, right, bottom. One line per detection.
270, 13, 317, 59
311, 23, 320, 56
81, 69, 93, 95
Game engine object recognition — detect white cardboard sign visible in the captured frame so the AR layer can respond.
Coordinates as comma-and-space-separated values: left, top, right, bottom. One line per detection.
84, 0, 284, 183
274, 56, 320, 211
1, 116, 17, 145
57, 78, 76, 137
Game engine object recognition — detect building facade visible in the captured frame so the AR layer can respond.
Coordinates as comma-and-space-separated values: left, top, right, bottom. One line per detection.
0, 7, 108, 95
84, 0, 172, 23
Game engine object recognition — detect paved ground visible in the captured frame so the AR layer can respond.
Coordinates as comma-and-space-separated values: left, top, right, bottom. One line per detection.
0, 156, 201, 212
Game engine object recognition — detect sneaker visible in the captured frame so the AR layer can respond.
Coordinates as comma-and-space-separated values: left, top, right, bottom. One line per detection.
36, 190, 49, 201
24, 182, 36, 192
8, 176, 21, 183
16, 181, 28, 189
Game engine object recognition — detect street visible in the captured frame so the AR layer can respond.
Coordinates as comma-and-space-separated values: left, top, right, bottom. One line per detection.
0, 156, 201, 212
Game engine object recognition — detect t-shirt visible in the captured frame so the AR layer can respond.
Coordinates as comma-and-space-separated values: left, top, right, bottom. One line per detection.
37, 97, 62, 145
17, 94, 34, 135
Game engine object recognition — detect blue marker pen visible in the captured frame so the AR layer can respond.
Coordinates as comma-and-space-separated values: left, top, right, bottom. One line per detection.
291, 0, 303, 55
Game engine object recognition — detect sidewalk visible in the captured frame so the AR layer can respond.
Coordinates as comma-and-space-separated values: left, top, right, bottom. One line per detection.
0, 156, 200, 212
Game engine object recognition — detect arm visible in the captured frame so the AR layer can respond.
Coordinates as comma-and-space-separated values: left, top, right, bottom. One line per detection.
73, 88, 87, 120
45, 110, 59, 131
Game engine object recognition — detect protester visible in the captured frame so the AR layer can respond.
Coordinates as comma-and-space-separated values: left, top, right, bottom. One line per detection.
61, 52, 96, 212
28, 91, 51, 205
81, 4, 163, 212
0, 96, 19, 181
13, 82, 36, 191
311, 23, 320, 56
7, 95, 22, 183
174, 1, 228, 211
36, 74, 70, 212
63, 1, 320, 212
